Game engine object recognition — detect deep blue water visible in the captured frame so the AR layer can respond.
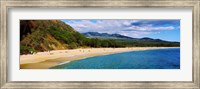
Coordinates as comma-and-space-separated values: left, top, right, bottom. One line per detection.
51, 48, 180, 69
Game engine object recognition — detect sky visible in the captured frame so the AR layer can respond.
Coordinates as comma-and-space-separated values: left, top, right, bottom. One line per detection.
61, 20, 180, 42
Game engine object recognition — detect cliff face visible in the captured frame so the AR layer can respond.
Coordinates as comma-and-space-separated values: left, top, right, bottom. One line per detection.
20, 20, 85, 54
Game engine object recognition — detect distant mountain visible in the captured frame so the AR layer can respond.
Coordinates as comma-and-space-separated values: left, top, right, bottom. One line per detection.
82, 32, 179, 47
140, 37, 165, 42
83, 32, 135, 40
82, 32, 168, 42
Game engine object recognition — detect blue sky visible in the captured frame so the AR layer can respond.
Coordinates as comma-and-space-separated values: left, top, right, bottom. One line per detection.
61, 20, 180, 42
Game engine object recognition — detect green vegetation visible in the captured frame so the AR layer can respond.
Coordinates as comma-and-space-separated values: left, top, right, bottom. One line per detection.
20, 20, 180, 54
20, 45, 37, 54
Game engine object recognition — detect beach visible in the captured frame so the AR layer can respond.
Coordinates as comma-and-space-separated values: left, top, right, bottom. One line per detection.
20, 47, 177, 69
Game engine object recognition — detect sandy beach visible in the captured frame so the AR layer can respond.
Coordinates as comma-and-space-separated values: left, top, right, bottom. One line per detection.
20, 47, 177, 69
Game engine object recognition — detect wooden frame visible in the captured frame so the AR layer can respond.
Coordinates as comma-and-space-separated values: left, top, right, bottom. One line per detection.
0, 0, 199, 89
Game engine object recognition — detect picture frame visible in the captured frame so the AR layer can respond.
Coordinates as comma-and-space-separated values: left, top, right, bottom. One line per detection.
0, 0, 199, 89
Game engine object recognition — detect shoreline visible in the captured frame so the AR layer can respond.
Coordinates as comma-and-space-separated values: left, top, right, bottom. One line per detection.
20, 47, 179, 69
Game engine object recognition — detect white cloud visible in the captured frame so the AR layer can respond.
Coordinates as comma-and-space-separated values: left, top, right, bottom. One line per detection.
64, 20, 177, 37
126, 25, 175, 31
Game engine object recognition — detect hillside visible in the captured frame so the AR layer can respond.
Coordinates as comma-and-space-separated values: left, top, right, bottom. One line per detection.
20, 20, 86, 54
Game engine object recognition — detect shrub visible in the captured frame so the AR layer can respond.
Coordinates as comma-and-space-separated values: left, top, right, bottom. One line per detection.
68, 42, 78, 49
20, 45, 37, 54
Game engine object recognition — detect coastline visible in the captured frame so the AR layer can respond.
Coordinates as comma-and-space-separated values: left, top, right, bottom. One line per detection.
20, 47, 179, 69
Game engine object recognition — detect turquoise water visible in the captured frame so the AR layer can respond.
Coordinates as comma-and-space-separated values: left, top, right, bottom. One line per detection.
51, 48, 180, 69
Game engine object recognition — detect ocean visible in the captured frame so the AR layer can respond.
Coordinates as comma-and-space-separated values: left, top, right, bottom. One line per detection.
51, 48, 180, 69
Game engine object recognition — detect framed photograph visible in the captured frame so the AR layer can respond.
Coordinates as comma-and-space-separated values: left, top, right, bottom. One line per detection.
1, 0, 200, 89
